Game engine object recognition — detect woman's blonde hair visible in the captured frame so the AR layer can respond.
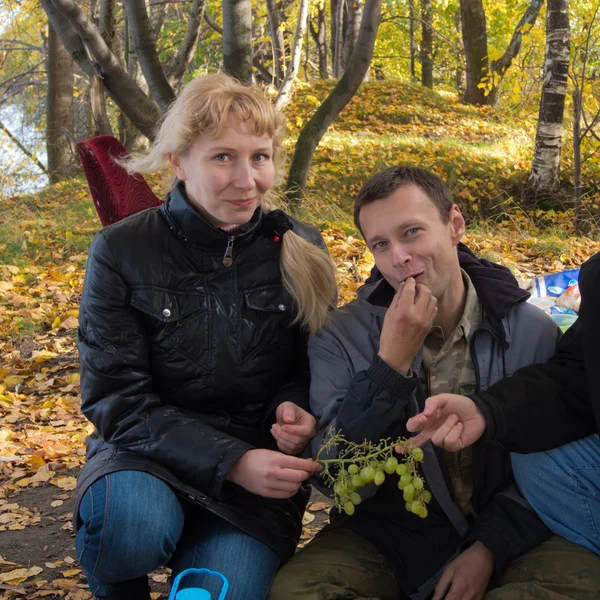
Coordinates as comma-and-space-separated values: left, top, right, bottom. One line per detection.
121, 73, 336, 334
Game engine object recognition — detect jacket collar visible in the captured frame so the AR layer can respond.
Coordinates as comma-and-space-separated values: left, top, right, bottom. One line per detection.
160, 182, 263, 249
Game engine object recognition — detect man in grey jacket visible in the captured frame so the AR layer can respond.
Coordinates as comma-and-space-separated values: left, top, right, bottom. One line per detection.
268, 166, 600, 600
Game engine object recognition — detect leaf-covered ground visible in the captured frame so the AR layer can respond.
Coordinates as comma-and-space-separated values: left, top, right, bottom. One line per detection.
1, 81, 600, 598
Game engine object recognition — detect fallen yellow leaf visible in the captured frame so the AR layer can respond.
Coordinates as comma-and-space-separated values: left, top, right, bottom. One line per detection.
51, 476, 77, 490
0, 565, 43, 584
3, 375, 23, 388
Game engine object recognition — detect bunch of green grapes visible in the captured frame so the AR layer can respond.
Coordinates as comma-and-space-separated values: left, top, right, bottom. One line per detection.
316, 430, 431, 518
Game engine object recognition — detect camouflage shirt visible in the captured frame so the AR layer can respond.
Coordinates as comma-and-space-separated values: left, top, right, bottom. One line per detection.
419, 270, 482, 520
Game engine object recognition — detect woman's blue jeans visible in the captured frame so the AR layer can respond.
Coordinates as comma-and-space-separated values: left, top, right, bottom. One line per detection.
76, 470, 280, 599
511, 433, 600, 556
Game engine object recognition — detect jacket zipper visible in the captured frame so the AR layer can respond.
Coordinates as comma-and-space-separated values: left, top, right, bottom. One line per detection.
222, 236, 235, 267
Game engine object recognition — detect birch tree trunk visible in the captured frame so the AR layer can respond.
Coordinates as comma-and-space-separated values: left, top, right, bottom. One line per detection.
223, 0, 253, 83
275, 0, 310, 109
342, 0, 363, 71
266, 0, 285, 86
528, 0, 570, 194
309, 6, 329, 79
332, 0, 345, 76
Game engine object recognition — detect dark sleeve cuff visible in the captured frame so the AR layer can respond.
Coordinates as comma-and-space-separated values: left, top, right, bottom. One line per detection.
462, 528, 509, 574
367, 355, 419, 397
469, 392, 500, 443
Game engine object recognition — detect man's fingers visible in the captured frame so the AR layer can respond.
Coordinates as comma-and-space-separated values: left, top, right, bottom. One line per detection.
406, 413, 428, 433
408, 431, 432, 448
432, 568, 453, 600
423, 394, 447, 416
443, 421, 464, 452
430, 414, 460, 448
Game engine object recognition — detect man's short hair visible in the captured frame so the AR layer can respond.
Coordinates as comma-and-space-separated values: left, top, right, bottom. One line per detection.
354, 166, 454, 233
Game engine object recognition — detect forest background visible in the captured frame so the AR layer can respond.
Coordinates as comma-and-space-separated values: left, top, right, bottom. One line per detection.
1, 0, 600, 597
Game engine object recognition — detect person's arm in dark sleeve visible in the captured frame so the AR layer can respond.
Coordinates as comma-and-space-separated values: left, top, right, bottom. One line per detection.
473, 267, 598, 453
78, 232, 252, 498
462, 482, 551, 574
307, 324, 419, 459
580, 254, 600, 432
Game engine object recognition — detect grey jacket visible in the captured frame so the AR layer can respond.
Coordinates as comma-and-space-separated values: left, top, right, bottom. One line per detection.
308, 272, 560, 598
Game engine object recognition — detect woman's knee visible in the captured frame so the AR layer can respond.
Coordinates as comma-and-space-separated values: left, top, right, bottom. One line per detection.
77, 471, 185, 583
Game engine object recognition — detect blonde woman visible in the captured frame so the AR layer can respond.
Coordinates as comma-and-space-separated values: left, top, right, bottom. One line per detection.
74, 74, 337, 600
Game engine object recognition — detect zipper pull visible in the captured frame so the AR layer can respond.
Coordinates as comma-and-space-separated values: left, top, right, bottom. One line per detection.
223, 236, 234, 267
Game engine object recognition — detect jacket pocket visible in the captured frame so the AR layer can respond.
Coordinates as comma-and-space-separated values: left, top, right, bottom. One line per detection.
131, 287, 208, 357
241, 285, 295, 369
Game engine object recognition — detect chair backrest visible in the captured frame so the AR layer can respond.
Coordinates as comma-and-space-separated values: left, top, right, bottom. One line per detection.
76, 135, 163, 226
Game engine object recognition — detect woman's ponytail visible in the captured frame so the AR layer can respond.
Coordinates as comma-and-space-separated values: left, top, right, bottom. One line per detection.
279, 229, 337, 335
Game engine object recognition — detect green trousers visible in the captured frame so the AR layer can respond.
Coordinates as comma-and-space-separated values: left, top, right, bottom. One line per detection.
268, 529, 600, 600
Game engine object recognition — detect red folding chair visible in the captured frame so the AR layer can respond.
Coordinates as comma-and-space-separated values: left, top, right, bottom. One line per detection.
76, 135, 163, 226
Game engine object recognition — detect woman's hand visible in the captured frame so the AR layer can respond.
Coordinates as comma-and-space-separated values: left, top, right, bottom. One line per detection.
227, 449, 322, 498
271, 401, 317, 455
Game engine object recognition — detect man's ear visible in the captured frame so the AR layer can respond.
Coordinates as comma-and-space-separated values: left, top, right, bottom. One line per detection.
449, 204, 465, 244
168, 153, 186, 181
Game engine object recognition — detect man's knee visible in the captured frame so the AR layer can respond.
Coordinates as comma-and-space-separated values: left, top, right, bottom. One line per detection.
489, 536, 600, 599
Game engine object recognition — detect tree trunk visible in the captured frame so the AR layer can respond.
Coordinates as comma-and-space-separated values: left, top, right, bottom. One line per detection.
309, 6, 328, 79
222, 0, 253, 83
420, 0, 433, 88
460, 0, 488, 105
266, 0, 285, 85
275, 0, 310, 108
40, 0, 160, 139
573, 89, 582, 233
123, 0, 175, 109
90, 76, 113, 136
409, 0, 416, 81
527, 0, 570, 194
332, 0, 345, 76
168, 0, 207, 87
286, 0, 382, 204
121, 11, 147, 151
47, 22, 74, 182
91, 0, 115, 137
342, 0, 362, 71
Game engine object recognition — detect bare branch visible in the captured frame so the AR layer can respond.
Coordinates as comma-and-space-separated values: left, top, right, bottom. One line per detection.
0, 120, 47, 174
123, 0, 175, 109
168, 0, 207, 86
204, 11, 223, 35
490, 0, 543, 77
382, 15, 461, 52
0, 60, 46, 91
0, 39, 42, 52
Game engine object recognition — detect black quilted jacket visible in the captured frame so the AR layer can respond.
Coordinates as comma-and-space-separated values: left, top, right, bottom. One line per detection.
74, 183, 325, 561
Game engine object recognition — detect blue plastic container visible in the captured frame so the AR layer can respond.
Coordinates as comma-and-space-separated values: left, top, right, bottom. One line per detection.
168, 568, 229, 600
